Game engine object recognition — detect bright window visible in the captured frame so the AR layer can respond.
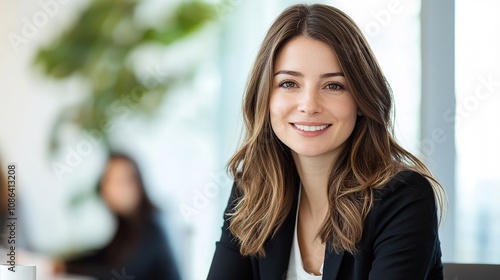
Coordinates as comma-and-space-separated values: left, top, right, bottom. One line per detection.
455, 0, 500, 263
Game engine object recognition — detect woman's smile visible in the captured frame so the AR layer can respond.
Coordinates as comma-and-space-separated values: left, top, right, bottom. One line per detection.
291, 123, 332, 137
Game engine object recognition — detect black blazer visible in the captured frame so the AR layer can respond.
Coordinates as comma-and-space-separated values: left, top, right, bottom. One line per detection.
207, 171, 443, 280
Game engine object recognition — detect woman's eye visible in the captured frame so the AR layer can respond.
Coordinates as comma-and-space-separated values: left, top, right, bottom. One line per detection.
279, 81, 297, 89
325, 83, 343, 91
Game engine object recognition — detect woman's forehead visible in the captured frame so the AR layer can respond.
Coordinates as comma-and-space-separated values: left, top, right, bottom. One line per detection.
273, 36, 342, 76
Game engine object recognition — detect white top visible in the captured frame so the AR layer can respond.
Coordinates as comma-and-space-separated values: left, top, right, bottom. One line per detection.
286, 186, 323, 280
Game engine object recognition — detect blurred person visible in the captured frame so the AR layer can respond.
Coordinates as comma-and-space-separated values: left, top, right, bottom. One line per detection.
54, 153, 181, 280
208, 4, 445, 280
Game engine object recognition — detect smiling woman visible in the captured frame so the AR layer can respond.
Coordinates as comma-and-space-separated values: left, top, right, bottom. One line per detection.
270, 37, 360, 275
208, 3, 445, 280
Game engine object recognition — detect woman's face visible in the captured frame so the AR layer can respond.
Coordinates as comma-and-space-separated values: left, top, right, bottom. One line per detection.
101, 158, 141, 216
270, 36, 359, 162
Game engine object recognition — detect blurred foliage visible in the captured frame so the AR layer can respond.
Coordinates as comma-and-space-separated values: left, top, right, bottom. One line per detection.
34, 0, 216, 152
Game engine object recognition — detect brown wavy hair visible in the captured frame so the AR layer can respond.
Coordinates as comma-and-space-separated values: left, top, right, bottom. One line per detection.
227, 3, 445, 257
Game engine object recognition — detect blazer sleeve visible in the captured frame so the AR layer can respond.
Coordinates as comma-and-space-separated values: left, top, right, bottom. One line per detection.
207, 183, 254, 280
367, 171, 443, 279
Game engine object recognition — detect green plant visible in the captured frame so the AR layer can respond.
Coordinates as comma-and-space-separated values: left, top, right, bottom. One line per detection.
35, 0, 216, 152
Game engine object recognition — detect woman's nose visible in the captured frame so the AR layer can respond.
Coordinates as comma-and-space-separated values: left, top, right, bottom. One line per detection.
298, 88, 322, 115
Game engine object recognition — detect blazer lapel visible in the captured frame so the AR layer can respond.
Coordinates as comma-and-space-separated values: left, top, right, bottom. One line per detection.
259, 190, 299, 280
322, 244, 345, 280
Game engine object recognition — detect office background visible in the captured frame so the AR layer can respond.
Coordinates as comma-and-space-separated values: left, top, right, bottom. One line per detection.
1, 0, 499, 279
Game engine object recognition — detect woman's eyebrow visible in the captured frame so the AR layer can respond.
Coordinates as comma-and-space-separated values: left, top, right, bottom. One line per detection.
320, 72, 344, 78
274, 70, 303, 77
273, 70, 344, 78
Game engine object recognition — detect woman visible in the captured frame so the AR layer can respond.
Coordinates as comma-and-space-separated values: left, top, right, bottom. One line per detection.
57, 153, 181, 280
208, 4, 445, 280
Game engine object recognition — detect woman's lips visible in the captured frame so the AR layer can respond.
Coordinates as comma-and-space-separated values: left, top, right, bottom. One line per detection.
291, 123, 331, 136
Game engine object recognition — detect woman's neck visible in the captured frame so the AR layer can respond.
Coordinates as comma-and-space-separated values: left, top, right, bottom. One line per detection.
292, 153, 334, 221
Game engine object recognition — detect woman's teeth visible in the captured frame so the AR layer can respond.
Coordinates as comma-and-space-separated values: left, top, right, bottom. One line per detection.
293, 124, 329, 131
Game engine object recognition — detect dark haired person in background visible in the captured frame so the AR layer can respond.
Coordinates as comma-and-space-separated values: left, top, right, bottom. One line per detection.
55, 153, 181, 280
